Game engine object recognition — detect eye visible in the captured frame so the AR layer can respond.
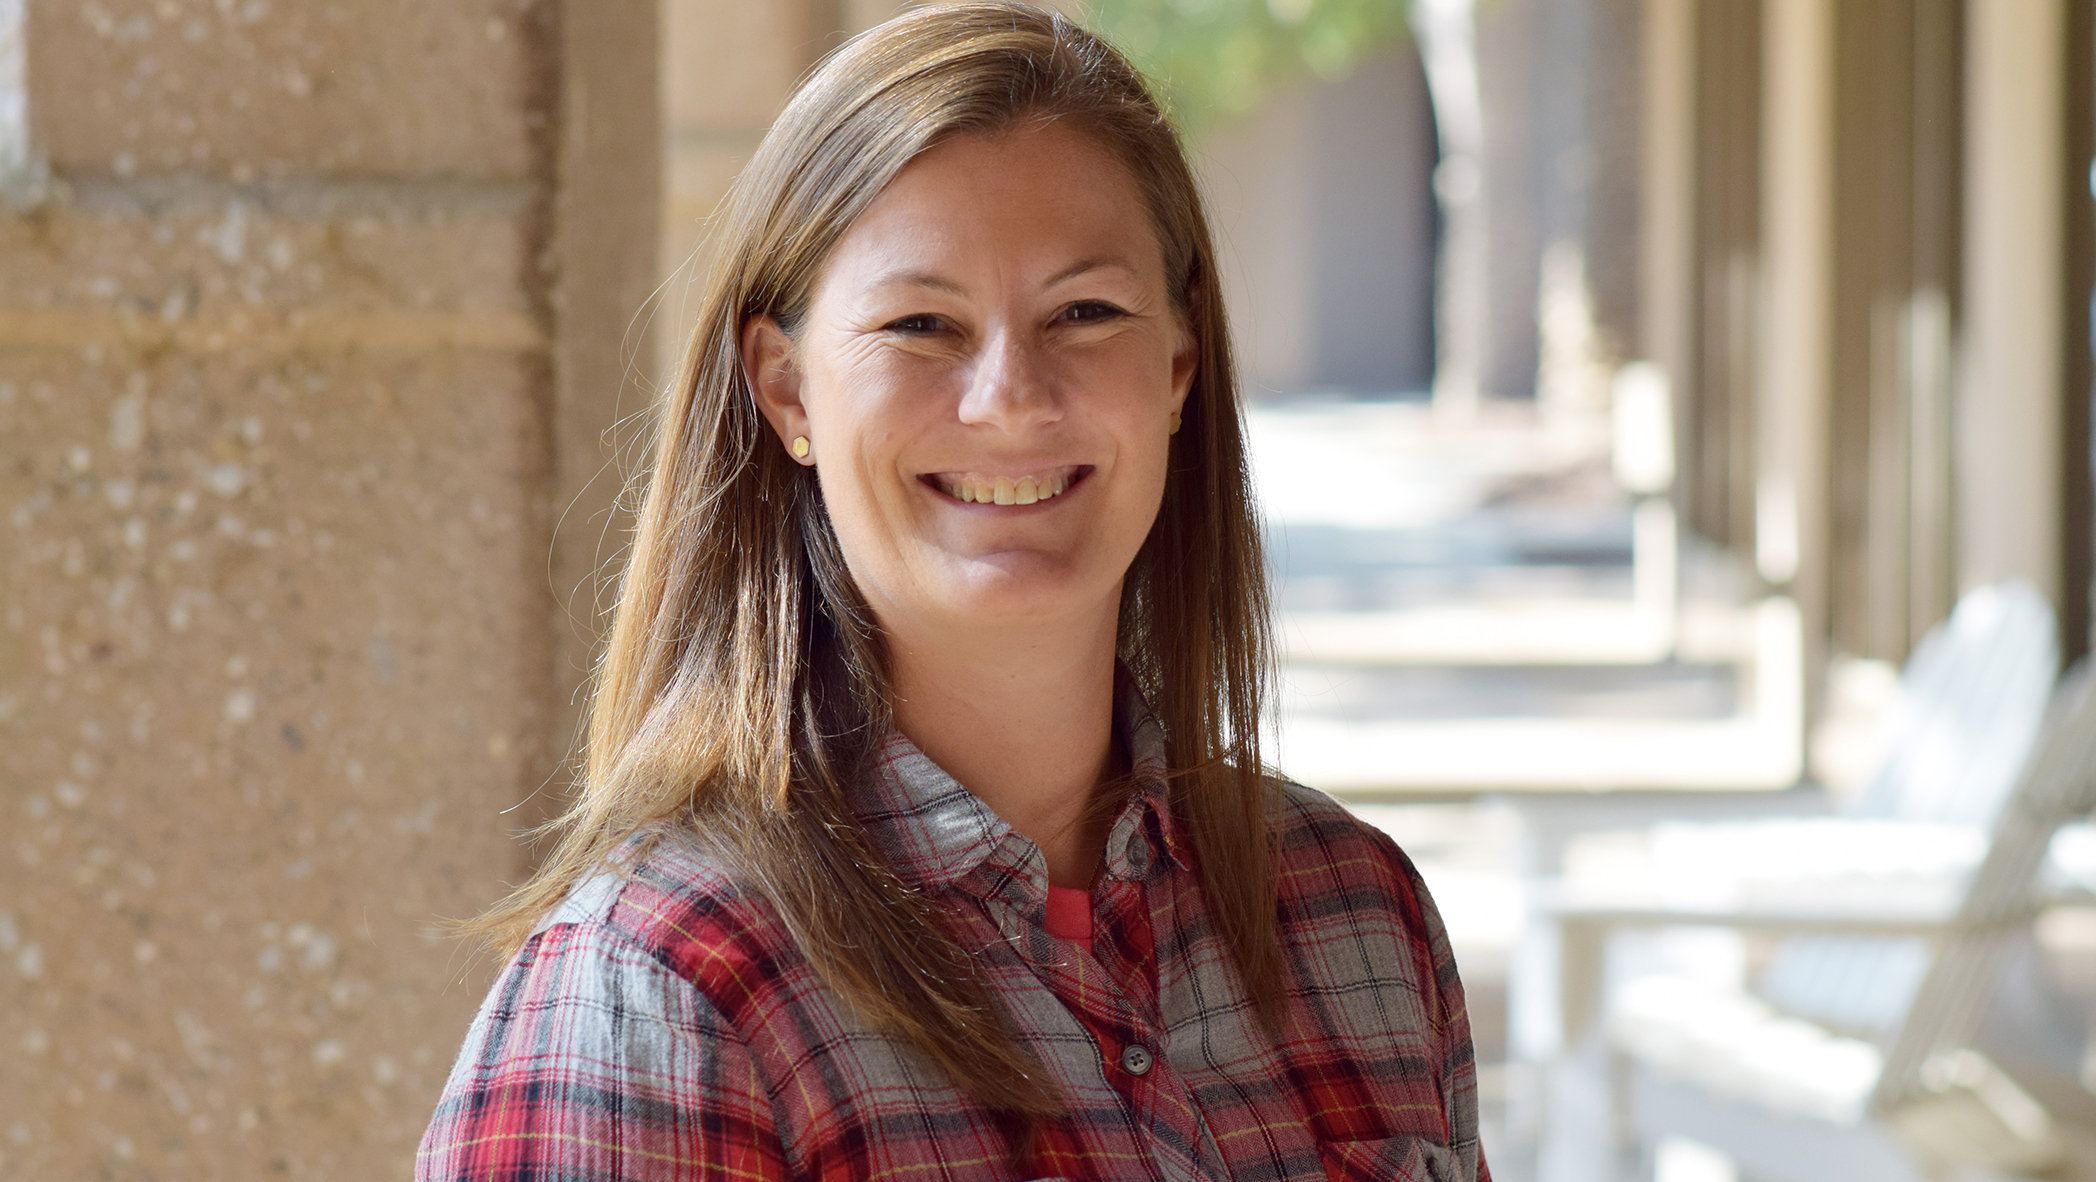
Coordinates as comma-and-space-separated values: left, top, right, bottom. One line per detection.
1059, 300, 1126, 326
883, 313, 947, 335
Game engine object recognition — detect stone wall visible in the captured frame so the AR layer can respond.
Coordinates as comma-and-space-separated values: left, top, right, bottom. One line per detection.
0, 1, 650, 1177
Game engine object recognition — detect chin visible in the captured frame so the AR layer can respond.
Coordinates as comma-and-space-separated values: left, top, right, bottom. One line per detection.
935, 558, 1106, 624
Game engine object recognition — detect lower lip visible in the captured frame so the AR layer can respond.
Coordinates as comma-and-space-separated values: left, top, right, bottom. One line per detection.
922, 467, 1093, 511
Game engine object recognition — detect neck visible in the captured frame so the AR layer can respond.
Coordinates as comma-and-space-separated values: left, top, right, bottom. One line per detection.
883, 595, 1123, 890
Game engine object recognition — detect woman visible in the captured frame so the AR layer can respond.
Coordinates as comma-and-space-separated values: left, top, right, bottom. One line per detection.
418, 5, 1487, 1180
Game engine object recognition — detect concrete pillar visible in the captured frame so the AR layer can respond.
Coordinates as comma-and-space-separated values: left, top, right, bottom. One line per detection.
1420, 0, 1492, 407
1681, 0, 1765, 552
1198, 85, 1318, 395
1639, 0, 1695, 463
1583, 0, 1643, 360
550, 5, 660, 798
2061, 0, 2096, 664
0, 2, 655, 1177
1757, 0, 1835, 696
658, 0, 848, 382
1959, 0, 2066, 610
1198, 47, 1438, 398
1475, 0, 1541, 402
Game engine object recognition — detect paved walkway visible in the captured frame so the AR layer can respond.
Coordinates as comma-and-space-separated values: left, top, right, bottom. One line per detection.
1247, 397, 1794, 795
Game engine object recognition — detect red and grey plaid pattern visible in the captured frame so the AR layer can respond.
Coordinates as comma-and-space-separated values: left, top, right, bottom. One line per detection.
418, 686, 1489, 1181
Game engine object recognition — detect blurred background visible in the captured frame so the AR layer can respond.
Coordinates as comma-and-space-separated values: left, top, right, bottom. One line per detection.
5, 0, 2096, 1178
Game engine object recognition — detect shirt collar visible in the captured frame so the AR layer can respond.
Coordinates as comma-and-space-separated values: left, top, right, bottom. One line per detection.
852, 663, 1188, 895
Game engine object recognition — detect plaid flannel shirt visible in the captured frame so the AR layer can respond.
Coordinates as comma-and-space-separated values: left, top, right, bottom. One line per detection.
419, 683, 1488, 1181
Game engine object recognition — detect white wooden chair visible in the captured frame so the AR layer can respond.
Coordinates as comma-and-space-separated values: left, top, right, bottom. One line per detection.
1532, 582, 2087, 1181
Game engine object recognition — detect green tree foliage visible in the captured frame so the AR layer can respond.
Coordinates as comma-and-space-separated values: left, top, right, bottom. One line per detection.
1082, 0, 1416, 135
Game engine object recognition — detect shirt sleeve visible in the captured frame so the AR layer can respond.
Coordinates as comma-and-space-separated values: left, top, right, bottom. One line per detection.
416, 920, 790, 1182
1387, 844, 1492, 1182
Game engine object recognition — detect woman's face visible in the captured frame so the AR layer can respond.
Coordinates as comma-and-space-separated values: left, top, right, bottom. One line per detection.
746, 123, 1196, 637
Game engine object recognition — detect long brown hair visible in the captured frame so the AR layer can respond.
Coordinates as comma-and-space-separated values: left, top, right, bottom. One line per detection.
478, 1, 1278, 1122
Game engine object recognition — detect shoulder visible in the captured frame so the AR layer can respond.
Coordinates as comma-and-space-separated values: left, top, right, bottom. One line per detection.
1263, 779, 1456, 991
543, 823, 805, 1028
1266, 777, 1429, 893
417, 827, 798, 1178
443, 823, 797, 1057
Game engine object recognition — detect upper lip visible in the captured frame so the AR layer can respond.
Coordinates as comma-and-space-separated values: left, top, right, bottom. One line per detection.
920, 463, 1086, 482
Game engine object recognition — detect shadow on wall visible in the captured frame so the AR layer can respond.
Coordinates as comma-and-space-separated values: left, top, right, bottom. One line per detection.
1197, 44, 1440, 400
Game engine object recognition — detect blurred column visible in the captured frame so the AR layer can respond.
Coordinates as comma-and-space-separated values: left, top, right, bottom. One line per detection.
2062, 0, 2096, 664
1640, 0, 1699, 565
1414, 0, 1488, 410
657, 0, 847, 381
1472, 0, 1547, 405
1685, 0, 1764, 552
1959, 0, 2066, 612
548, 5, 661, 809
1197, 85, 1317, 396
1758, 0, 1835, 699
1305, 51, 1440, 394
1199, 46, 1439, 398
1825, 0, 1960, 665
1583, 0, 1644, 364
1639, 0, 1694, 404
1903, 0, 1965, 655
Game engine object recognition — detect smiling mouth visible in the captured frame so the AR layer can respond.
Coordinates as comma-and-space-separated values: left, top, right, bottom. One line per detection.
924, 465, 1089, 506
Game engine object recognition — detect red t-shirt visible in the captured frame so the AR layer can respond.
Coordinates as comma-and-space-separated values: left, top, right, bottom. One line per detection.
1043, 884, 1092, 953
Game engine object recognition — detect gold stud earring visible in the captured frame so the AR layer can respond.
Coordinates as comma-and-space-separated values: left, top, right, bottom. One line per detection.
791, 436, 811, 459
1168, 412, 1182, 436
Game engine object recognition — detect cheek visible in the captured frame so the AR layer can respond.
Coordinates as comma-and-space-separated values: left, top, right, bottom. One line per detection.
801, 352, 889, 469
1114, 436, 1173, 532
801, 373, 928, 569
809, 424, 898, 533
1090, 413, 1172, 535
810, 461, 913, 607
1079, 333, 1181, 417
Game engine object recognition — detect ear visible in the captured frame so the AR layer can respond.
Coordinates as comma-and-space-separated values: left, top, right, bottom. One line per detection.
1165, 273, 1208, 418
1169, 306, 1199, 418
741, 314, 815, 465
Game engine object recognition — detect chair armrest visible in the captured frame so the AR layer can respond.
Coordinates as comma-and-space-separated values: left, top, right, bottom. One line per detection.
1535, 883, 2007, 1051
1543, 891, 1962, 937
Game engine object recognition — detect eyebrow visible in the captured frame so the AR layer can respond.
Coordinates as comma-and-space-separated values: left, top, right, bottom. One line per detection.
859, 257, 1138, 298
1044, 256, 1138, 287
863, 270, 969, 297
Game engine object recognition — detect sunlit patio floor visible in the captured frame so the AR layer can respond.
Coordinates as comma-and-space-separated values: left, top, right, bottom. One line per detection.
1246, 397, 2096, 1180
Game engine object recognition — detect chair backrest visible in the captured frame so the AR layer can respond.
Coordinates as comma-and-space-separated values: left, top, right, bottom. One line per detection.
1872, 663, 2096, 1111
1854, 581, 2057, 828
1753, 584, 2057, 1037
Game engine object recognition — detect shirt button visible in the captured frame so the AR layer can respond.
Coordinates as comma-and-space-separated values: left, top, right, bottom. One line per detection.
1120, 1044, 1154, 1076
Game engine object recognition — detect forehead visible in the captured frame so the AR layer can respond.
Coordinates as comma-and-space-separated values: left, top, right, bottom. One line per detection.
822, 122, 1165, 289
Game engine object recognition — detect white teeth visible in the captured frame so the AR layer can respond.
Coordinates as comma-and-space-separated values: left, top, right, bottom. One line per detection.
937, 470, 1074, 504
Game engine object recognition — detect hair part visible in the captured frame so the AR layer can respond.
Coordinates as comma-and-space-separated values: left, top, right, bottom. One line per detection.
471, 1, 1278, 1127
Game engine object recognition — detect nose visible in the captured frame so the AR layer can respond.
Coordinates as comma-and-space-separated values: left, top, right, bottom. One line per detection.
957, 325, 1062, 433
